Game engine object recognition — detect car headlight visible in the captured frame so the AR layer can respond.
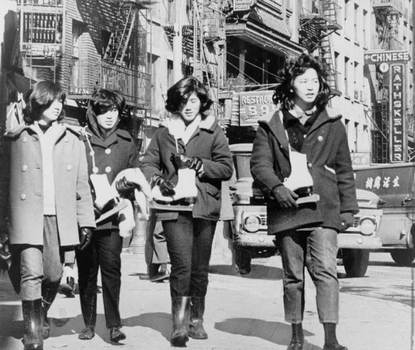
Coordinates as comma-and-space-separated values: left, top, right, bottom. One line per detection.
359, 217, 376, 235
243, 215, 261, 233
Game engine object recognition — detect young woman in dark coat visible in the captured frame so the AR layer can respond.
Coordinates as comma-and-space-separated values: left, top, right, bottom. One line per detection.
140, 76, 233, 347
76, 89, 141, 343
250, 54, 359, 350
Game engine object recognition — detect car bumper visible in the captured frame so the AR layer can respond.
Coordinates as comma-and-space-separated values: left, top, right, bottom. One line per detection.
232, 232, 277, 248
338, 233, 383, 250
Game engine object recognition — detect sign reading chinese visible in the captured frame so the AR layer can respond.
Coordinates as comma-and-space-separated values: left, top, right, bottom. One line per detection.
390, 64, 405, 162
364, 50, 411, 64
239, 91, 277, 126
350, 152, 371, 167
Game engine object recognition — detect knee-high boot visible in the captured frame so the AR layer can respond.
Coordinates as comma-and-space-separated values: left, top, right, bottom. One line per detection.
42, 281, 61, 340
22, 299, 43, 350
171, 296, 190, 347
189, 297, 208, 339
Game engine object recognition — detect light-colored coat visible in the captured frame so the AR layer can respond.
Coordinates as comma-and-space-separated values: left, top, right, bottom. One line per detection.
0, 123, 96, 246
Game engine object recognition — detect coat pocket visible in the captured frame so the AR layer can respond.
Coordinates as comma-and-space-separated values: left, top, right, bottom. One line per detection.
204, 185, 221, 218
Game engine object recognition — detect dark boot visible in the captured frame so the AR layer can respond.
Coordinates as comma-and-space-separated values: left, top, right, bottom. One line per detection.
171, 296, 190, 347
287, 323, 304, 350
78, 288, 97, 339
22, 299, 43, 350
42, 281, 60, 340
189, 297, 208, 339
323, 323, 348, 350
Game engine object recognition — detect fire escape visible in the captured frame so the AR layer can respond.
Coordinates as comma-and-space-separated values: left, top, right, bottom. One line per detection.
100, 0, 152, 142
299, 0, 341, 95
163, 0, 225, 88
371, 0, 403, 163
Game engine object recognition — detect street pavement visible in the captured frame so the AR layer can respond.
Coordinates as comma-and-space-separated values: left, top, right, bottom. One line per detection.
0, 228, 414, 350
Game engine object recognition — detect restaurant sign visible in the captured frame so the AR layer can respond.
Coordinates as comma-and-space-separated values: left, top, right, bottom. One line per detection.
239, 91, 277, 126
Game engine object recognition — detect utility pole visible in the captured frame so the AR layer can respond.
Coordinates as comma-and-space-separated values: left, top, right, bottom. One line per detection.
173, 0, 185, 83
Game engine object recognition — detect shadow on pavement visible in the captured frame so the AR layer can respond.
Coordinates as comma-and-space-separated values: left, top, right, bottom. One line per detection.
209, 264, 283, 281
215, 318, 320, 349
123, 312, 171, 342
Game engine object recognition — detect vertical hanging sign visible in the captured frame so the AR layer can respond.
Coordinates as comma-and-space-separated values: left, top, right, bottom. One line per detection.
390, 64, 405, 162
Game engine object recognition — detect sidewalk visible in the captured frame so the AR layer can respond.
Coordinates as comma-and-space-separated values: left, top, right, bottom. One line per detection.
0, 229, 412, 350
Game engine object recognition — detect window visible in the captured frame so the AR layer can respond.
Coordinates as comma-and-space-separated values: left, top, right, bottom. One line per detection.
71, 20, 85, 92
354, 61, 359, 100
167, 60, 174, 91
168, 0, 176, 24
363, 10, 368, 47
335, 51, 340, 88
344, 0, 349, 37
354, 3, 359, 42
344, 57, 350, 96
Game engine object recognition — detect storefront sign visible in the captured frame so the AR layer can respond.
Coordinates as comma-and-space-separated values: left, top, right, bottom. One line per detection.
233, 0, 254, 12
364, 50, 410, 64
350, 152, 371, 167
390, 64, 405, 162
239, 91, 276, 126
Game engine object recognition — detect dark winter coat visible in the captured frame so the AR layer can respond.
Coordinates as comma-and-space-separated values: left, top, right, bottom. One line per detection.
250, 109, 359, 232
140, 115, 233, 220
82, 126, 141, 231
0, 123, 96, 246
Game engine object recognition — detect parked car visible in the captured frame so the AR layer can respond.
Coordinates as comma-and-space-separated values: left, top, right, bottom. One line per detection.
353, 162, 415, 266
229, 143, 383, 277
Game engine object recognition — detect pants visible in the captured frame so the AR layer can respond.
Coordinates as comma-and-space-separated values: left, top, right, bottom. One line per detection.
279, 227, 339, 324
162, 212, 216, 299
144, 210, 169, 267
9, 216, 64, 300
76, 229, 123, 328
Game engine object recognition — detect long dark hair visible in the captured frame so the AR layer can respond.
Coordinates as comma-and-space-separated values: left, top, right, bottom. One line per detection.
273, 53, 331, 111
165, 76, 213, 117
87, 89, 125, 119
23, 81, 66, 124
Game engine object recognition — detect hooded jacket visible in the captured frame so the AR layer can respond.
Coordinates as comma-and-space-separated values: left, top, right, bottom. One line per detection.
251, 108, 359, 232
82, 114, 141, 231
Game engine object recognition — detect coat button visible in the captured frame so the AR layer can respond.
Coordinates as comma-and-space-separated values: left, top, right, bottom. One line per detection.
64, 137, 69, 143
105, 148, 111, 154
308, 163, 312, 168
105, 166, 112, 173
67, 165, 73, 171
22, 165, 28, 172
318, 135, 323, 142
90, 151, 95, 156
22, 137, 27, 143
92, 167, 99, 174
20, 193, 26, 200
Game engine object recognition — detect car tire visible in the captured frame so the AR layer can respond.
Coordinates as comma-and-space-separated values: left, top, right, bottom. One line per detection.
235, 249, 252, 275
390, 248, 415, 266
343, 249, 370, 278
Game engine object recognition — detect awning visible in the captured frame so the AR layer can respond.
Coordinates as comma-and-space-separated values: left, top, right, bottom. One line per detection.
249, 7, 291, 38
226, 7, 305, 57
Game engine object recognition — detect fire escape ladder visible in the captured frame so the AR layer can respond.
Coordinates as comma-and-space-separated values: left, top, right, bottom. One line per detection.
103, 2, 136, 66
299, 0, 341, 94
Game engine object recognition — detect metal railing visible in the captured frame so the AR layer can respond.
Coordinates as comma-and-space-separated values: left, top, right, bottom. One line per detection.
68, 59, 151, 109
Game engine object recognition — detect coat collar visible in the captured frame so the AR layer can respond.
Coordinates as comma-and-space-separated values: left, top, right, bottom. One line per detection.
160, 114, 217, 133
85, 126, 133, 147
4, 122, 79, 140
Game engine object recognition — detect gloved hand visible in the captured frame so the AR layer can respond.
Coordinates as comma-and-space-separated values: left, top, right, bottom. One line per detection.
271, 185, 299, 208
151, 175, 176, 196
115, 176, 136, 193
340, 212, 354, 231
78, 227, 93, 251
0, 232, 11, 261
170, 153, 203, 175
